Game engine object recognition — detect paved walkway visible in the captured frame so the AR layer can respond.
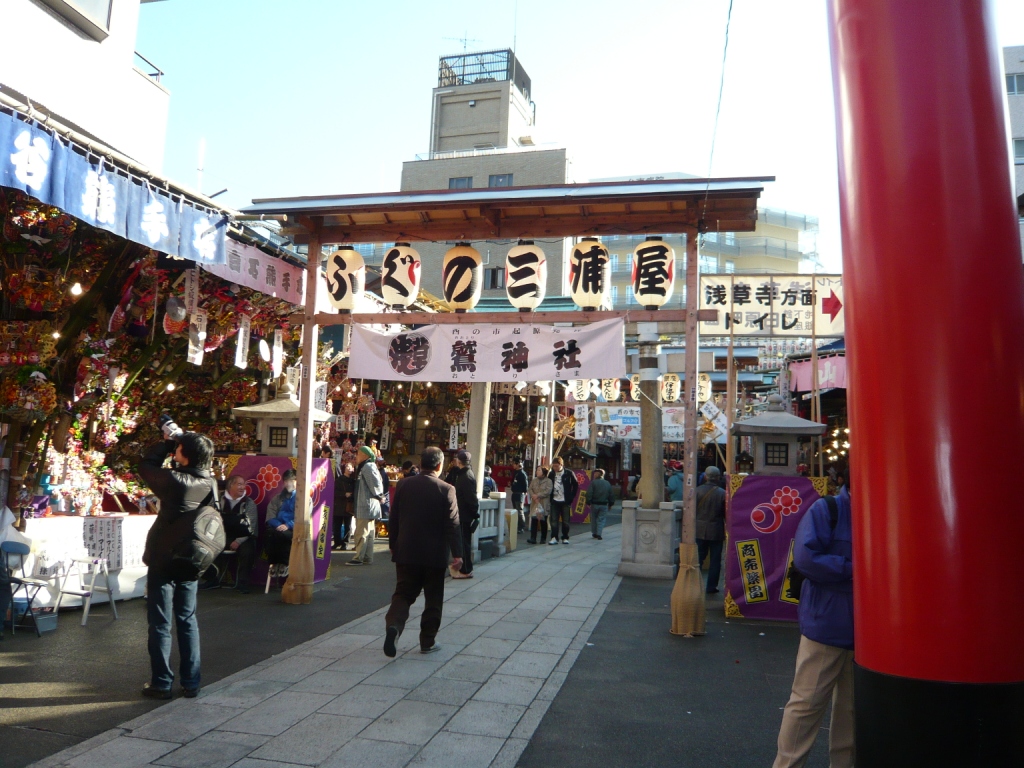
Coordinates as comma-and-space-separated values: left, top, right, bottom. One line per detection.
33, 529, 622, 768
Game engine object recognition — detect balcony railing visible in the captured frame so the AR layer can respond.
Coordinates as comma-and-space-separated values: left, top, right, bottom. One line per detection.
414, 143, 561, 162
133, 51, 164, 83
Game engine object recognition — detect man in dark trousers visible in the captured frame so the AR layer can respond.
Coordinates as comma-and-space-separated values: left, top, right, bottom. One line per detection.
449, 449, 479, 578
548, 456, 579, 545
383, 447, 463, 657
204, 474, 257, 593
137, 426, 217, 699
695, 466, 727, 594
509, 458, 529, 533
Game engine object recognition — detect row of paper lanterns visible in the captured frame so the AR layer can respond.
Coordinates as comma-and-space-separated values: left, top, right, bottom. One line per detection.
323, 236, 677, 313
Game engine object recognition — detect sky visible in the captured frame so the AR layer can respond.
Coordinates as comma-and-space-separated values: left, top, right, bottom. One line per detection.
136, 0, 1024, 272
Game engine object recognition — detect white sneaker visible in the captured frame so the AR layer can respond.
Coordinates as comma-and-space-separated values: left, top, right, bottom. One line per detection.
548, 538, 558, 545
562, 539, 570, 545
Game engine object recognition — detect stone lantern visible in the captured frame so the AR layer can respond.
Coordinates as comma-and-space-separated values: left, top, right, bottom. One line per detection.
232, 376, 335, 457
731, 394, 827, 476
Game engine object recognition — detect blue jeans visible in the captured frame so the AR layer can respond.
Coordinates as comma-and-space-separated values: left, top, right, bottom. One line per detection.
147, 571, 200, 690
590, 504, 609, 537
697, 538, 724, 593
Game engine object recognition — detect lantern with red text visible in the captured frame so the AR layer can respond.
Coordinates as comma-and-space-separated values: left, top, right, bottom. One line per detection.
381, 243, 421, 309
505, 240, 547, 311
325, 246, 365, 312
569, 237, 610, 311
631, 237, 675, 309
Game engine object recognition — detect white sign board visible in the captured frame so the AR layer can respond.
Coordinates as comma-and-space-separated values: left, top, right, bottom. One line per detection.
574, 404, 589, 440
699, 274, 844, 337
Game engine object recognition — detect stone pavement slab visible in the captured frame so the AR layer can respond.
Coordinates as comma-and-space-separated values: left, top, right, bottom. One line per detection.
30, 526, 623, 768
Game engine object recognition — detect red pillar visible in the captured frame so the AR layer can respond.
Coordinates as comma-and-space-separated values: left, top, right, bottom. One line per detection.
828, 0, 1024, 763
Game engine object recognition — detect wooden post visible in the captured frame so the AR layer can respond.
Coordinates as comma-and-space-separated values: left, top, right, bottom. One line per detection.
681, 230, 700, 548
725, 286, 736, 474
282, 228, 321, 605
466, 382, 491, 497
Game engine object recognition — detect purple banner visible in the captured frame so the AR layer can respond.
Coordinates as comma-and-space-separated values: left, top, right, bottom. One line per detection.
224, 455, 334, 584
724, 475, 827, 621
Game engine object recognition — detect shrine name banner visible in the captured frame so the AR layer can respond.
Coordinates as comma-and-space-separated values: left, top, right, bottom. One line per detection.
725, 475, 828, 621
349, 317, 626, 383
699, 274, 844, 338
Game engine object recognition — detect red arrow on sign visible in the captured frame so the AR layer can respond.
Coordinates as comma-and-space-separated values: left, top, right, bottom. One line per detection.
822, 289, 843, 322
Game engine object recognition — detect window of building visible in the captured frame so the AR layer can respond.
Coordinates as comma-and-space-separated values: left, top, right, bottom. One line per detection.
609, 254, 619, 272
449, 177, 472, 189
610, 285, 618, 306
268, 426, 289, 449
1007, 73, 1024, 95
484, 266, 505, 290
725, 260, 736, 273
1015, 138, 1024, 165
38, 0, 113, 40
488, 174, 513, 187
764, 443, 789, 467
698, 255, 718, 273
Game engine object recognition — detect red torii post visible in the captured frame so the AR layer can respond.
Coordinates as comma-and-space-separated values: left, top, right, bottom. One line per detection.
829, 0, 1024, 763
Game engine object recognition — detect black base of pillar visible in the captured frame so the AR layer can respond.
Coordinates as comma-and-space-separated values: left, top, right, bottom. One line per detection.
855, 664, 1024, 767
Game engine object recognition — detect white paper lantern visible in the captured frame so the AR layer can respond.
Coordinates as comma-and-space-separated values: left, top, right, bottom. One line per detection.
569, 237, 610, 310
505, 240, 547, 311
381, 242, 421, 309
442, 242, 483, 312
324, 246, 365, 312
631, 236, 675, 309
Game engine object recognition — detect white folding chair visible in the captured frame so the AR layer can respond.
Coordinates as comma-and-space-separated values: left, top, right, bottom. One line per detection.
56, 557, 118, 625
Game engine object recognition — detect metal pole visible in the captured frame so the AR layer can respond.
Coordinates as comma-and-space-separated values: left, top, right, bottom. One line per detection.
282, 229, 320, 605
726, 277, 736, 475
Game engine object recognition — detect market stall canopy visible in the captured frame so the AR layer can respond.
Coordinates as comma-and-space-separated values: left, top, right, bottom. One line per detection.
732, 395, 827, 436
241, 177, 773, 245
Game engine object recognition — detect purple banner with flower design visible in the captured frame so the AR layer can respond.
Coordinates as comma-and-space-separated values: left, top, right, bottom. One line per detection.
725, 475, 826, 621
224, 455, 334, 584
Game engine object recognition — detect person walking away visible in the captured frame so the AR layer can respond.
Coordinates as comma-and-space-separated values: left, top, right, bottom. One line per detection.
527, 466, 552, 544
263, 469, 297, 575
548, 457, 579, 545
482, 466, 496, 498
773, 480, 854, 768
348, 446, 383, 565
588, 468, 613, 540
695, 466, 726, 594
667, 462, 685, 502
400, 461, 419, 479
450, 450, 479, 578
510, 458, 529, 533
383, 446, 463, 657
137, 427, 217, 699
204, 474, 257, 593
334, 462, 356, 550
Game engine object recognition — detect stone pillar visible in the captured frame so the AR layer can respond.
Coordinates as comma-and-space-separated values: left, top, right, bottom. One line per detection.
617, 499, 681, 579
636, 322, 664, 506
466, 381, 491, 497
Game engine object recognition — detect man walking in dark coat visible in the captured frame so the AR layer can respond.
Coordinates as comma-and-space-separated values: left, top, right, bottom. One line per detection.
383, 447, 463, 657
137, 427, 217, 699
695, 466, 727, 594
509, 458, 529, 533
450, 449, 479, 578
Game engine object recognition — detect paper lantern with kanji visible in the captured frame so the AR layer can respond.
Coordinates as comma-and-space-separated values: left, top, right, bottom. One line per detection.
381, 243, 421, 309
325, 246, 365, 312
569, 237, 610, 310
505, 240, 547, 311
631, 236, 675, 309
442, 243, 483, 312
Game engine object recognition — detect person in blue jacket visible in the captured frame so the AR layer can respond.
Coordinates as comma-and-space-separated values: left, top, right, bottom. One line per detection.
263, 469, 297, 570
773, 480, 854, 768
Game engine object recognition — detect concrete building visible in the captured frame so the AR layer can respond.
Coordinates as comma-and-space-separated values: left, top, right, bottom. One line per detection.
0, 0, 169, 169
398, 49, 571, 302
1004, 45, 1024, 255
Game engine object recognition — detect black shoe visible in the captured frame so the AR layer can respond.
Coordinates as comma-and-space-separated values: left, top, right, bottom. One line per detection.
420, 643, 441, 654
199, 580, 219, 590
233, 584, 250, 594
142, 683, 172, 700
384, 626, 400, 658
526, 538, 536, 544
706, 588, 720, 595
183, 687, 200, 699
596, 535, 603, 540
592, 534, 598, 538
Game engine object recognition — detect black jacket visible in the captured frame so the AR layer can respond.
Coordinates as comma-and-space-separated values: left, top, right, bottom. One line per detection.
388, 473, 462, 568
452, 465, 480, 524
549, 467, 579, 505
510, 468, 529, 500
221, 494, 258, 542
137, 440, 217, 577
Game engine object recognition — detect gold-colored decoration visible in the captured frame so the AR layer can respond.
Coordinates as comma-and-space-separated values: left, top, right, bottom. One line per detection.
730, 474, 745, 495
221, 454, 243, 478
724, 590, 744, 618
810, 476, 830, 498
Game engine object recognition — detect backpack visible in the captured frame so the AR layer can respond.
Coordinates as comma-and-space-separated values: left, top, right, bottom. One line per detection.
168, 484, 226, 582
785, 495, 838, 601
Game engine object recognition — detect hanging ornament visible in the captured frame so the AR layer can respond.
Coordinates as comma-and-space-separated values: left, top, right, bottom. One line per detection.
442, 242, 483, 312
325, 246, 365, 312
569, 237, 610, 311
631, 236, 675, 309
601, 378, 622, 402
380, 243, 421, 309
505, 240, 547, 311
166, 296, 187, 322
661, 373, 681, 402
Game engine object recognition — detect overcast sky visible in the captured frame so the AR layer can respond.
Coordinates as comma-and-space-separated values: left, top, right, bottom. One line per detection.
137, 0, 1024, 272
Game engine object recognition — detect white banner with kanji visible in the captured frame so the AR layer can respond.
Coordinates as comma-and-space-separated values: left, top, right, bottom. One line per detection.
698, 274, 844, 337
349, 318, 626, 382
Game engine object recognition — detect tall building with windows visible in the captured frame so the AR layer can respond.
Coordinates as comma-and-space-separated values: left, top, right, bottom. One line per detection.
0, 0, 170, 169
399, 49, 571, 301
1004, 45, 1024, 257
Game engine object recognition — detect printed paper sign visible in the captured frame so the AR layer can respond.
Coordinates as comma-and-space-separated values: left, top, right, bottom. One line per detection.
699, 274, 844, 338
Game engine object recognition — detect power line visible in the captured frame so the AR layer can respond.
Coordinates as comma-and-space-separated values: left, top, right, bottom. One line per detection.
701, 0, 736, 228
